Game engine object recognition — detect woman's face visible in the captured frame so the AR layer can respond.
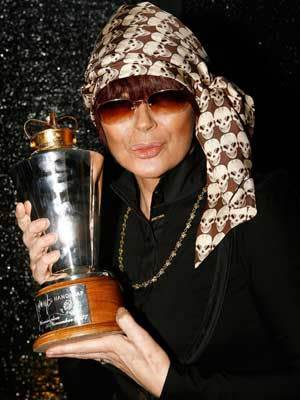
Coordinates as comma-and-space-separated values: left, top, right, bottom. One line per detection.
101, 100, 195, 180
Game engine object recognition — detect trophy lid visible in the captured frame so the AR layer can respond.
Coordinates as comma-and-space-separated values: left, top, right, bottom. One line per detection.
24, 112, 78, 152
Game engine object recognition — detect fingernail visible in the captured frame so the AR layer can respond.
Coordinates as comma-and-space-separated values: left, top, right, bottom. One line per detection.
49, 232, 58, 242
15, 203, 22, 212
47, 251, 59, 263
116, 307, 127, 319
52, 251, 60, 262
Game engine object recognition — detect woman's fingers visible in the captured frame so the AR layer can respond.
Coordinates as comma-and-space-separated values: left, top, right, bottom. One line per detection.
46, 334, 124, 356
28, 232, 57, 262
22, 218, 50, 248
16, 202, 31, 232
16, 201, 50, 249
27, 231, 59, 285
15, 202, 25, 219
32, 258, 52, 284
40, 249, 61, 266
24, 200, 32, 216
15, 201, 62, 285
32, 250, 60, 284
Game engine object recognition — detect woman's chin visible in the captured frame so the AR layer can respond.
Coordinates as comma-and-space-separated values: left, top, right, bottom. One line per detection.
134, 157, 176, 178
119, 153, 167, 179
131, 164, 166, 180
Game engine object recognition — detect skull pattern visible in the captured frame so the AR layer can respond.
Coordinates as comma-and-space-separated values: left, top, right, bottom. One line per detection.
196, 234, 213, 261
211, 88, 225, 107
115, 38, 144, 53
200, 209, 217, 234
119, 63, 147, 78
207, 182, 221, 208
228, 159, 247, 185
124, 26, 151, 39
220, 132, 238, 159
216, 206, 229, 232
213, 164, 229, 193
229, 207, 247, 228
204, 138, 221, 166
214, 106, 233, 133
231, 188, 247, 208
197, 88, 210, 112
198, 111, 215, 140
124, 52, 152, 66
143, 41, 172, 57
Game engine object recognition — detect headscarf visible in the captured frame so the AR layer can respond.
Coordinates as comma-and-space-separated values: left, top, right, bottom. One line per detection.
81, 1, 257, 268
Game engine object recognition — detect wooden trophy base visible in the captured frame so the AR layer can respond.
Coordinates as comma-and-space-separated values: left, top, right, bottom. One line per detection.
33, 274, 123, 352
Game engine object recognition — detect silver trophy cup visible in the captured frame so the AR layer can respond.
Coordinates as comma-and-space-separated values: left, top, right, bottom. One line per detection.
10, 112, 123, 352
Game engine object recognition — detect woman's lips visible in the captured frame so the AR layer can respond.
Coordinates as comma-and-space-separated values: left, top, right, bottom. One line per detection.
130, 142, 164, 159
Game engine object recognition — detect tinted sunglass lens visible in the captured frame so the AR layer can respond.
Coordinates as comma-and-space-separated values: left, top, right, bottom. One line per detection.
149, 90, 190, 113
97, 90, 192, 124
98, 100, 133, 124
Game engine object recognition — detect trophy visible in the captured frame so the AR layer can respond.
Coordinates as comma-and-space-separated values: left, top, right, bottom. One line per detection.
10, 112, 123, 352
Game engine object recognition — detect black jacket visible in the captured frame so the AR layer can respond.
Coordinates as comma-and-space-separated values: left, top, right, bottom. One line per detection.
97, 145, 299, 399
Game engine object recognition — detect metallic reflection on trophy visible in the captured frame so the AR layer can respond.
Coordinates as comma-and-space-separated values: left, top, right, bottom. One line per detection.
10, 112, 123, 352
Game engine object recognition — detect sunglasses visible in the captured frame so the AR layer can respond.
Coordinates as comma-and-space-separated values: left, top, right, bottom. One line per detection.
96, 89, 193, 125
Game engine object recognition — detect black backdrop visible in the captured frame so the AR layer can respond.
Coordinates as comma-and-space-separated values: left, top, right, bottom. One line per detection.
0, 0, 298, 398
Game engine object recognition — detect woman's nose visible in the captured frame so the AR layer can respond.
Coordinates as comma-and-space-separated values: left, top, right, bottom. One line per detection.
133, 102, 157, 132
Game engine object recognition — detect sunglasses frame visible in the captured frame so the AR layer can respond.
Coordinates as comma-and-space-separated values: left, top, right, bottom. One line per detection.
96, 88, 195, 124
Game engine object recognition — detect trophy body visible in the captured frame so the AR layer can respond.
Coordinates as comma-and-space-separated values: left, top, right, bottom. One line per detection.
11, 113, 123, 352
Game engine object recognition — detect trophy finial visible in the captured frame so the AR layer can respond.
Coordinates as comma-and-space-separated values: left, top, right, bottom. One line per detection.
24, 112, 78, 152
45, 111, 59, 127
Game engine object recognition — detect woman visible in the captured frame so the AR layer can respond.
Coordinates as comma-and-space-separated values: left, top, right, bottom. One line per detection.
16, 2, 299, 399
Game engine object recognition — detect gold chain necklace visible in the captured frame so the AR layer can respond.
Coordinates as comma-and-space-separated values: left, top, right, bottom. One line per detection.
118, 187, 206, 290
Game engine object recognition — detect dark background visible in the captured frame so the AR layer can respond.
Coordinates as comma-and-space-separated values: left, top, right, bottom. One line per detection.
0, 0, 298, 398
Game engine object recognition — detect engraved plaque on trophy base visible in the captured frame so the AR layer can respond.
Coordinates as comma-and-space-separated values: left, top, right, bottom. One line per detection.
33, 274, 123, 352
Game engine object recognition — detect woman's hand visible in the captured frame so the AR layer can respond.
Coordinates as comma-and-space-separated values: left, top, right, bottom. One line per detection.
46, 307, 170, 398
15, 201, 61, 284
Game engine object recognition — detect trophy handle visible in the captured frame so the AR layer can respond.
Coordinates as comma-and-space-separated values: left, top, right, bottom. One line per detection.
24, 118, 49, 140
56, 115, 79, 131
23, 113, 79, 141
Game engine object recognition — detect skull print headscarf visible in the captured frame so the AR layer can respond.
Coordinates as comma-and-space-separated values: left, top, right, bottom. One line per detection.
81, 1, 257, 268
